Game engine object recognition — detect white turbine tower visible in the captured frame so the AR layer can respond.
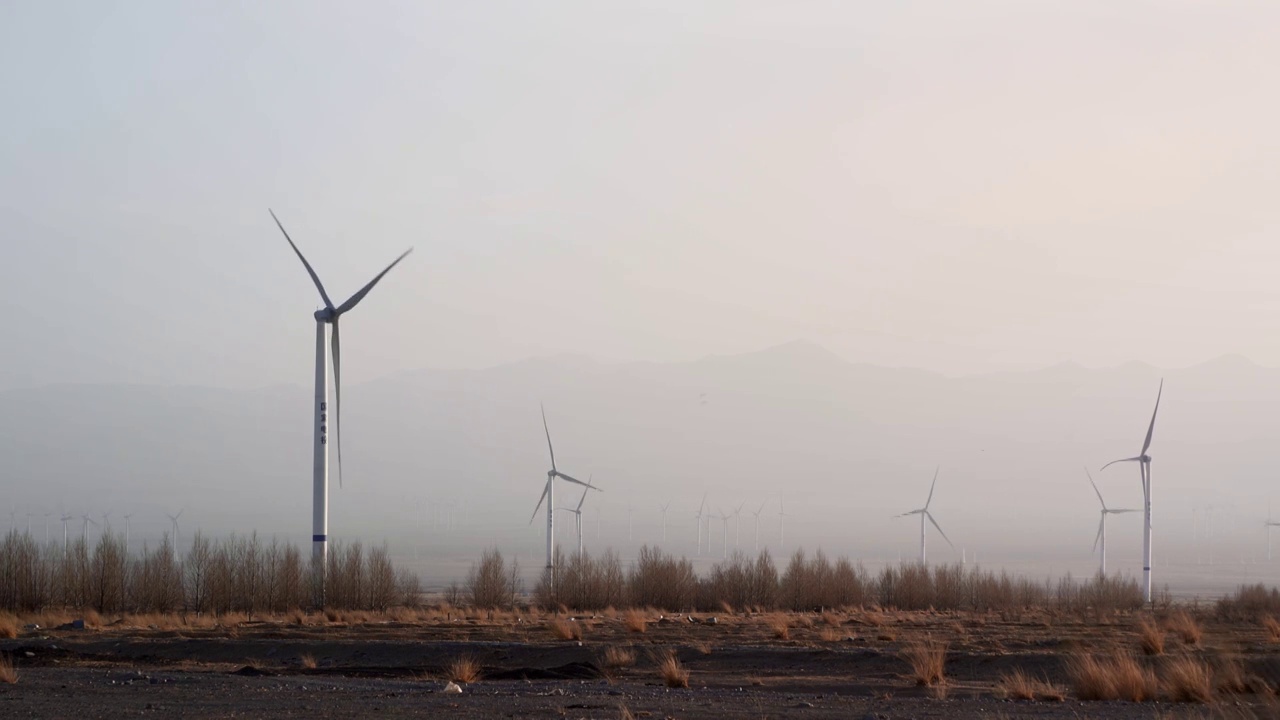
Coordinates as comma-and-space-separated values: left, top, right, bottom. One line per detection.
558, 483, 591, 557
166, 509, 183, 553
529, 406, 599, 591
694, 493, 707, 555
80, 514, 96, 543
659, 501, 671, 544
750, 502, 766, 554
60, 514, 72, 553
123, 512, 136, 555
717, 508, 731, 558
895, 467, 953, 564
1265, 503, 1280, 562
732, 501, 746, 548
1086, 467, 1139, 575
271, 209, 413, 606
1101, 379, 1163, 604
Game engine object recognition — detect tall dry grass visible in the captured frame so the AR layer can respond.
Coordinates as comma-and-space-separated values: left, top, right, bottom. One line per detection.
1068, 651, 1157, 701
996, 668, 1064, 701
446, 655, 482, 684
1138, 616, 1165, 655
1164, 610, 1202, 646
1162, 655, 1213, 703
901, 638, 947, 686
656, 650, 689, 688
0, 654, 16, 684
622, 608, 647, 633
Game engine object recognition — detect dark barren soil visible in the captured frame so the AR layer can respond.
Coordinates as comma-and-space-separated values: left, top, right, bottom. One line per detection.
3, 607, 1279, 718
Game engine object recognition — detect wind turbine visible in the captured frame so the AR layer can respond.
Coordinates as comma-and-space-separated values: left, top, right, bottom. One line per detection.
750, 502, 766, 554
627, 505, 634, 543
717, 508, 731, 558
1086, 467, 1139, 575
60, 514, 72, 553
270, 209, 413, 605
1266, 503, 1280, 562
166, 509, 183, 552
694, 493, 707, 555
1100, 379, 1163, 603
895, 467, 953, 564
80, 514, 97, 543
732, 501, 746, 548
529, 405, 599, 591
43, 512, 52, 544
123, 513, 136, 555
558, 483, 591, 557
659, 502, 671, 544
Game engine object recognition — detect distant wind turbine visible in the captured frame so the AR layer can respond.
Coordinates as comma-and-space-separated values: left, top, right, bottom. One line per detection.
529, 405, 599, 592
60, 514, 72, 553
717, 508, 731, 559
750, 502, 766, 554
166, 509, 184, 552
558, 483, 591, 557
732, 501, 746, 548
80, 514, 96, 543
270, 209, 413, 606
1100, 379, 1163, 603
694, 493, 707, 555
778, 500, 789, 550
1086, 467, 1139, 575
895, 467, 953, 564
123, 513, 136, 555
659, 502, 671, 544
1266, 503, 1280, 562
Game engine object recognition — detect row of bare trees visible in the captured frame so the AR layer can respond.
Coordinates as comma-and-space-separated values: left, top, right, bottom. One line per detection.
0, 529, 420, 614
510, 545, 1143, 614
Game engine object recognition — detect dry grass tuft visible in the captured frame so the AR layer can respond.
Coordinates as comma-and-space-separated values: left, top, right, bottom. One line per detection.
622, 609, 647, 634
602, 645, 636, 670
1212, 657, 1249, 695
299, 654, 317, 670
547, 618, 582, 641
765, 614, 790, 641
657, 650, 689, 688
447, 655, 482, 684
0, 614, 17, 639
821, 610, 843, 627
0, 654, 16, 684
1138, 616, 1165, 655
1165, 610, 1202, 646
618, 703, 635, 720
818, 627, 842, 643
690, 639, 712, 656
1068, 651, 1157, 701
901, 638, 947, 687
996, 668, 1064, 702
1263, 616, 1280, 641
1162, 655, 1213, 703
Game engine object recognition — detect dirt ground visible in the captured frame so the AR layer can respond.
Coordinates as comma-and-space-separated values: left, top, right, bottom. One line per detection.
3, 607, 1280, 718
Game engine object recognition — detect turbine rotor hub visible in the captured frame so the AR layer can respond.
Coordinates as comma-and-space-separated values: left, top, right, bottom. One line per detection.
314, 308, 336, 323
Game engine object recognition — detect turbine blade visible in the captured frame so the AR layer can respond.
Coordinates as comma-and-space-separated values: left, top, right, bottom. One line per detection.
576, 484, 589, 511
1112, 509, 1142, 514
270, 209, 334, 309
556, 471, 599, 490
1085, 467, 1106, 510
1093, 515, 1104, 554
332, 318, 343, 488
1140, 378, 1163, 456
541, 404, 556, 473
1100, 456, 1142, 471
925, 466, 939, 509
529, 480, 550, 525
335, 248, 413, 315
926, 511, 954, 548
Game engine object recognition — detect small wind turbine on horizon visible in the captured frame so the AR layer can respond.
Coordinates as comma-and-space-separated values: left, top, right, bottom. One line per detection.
166, 509, 184, 554
557, 482, 592, 557
895, 467, 953, 564
124, 512, 136, 555
732, 501, 746, 548
60, 514, 72, 553
270, 209, 413, 606
717, 508, 731, 559
1100, 379, 1163, 604
1086, 467, 1139, 575
750, 502, 766, 554
694, 493, 707, 555
1266, 503, 1280, 562
778, 499, 789, 550
529, 405, 600, 592
659, 502, 671, 544
80, 514, 96, 543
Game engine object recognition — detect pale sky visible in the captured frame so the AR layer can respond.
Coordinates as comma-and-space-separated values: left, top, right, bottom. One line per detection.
3, 1, 1279, 390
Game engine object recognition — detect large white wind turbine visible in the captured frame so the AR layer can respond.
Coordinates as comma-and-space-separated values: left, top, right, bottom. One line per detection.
717, 508, 731, 558
271, 210, 413, 605
895, 467, 953, 564
659, 502, 671, 544
60, 514, 72, 553
1086, 467, 1139, 575
732, 501, 746, 548
1100, 379, 1163, 603
529, 406, 599, 591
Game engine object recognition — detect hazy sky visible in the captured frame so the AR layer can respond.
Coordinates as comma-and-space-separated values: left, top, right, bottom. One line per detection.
4, 1, 1279, 390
